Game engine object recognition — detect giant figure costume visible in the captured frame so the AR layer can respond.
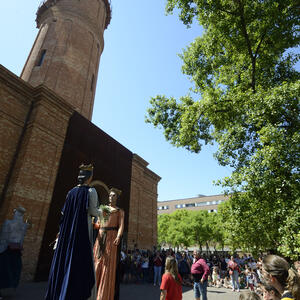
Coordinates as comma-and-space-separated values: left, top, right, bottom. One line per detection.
45, 185, 97, 300
93, 188, 124, 300
0, 207, 29, 292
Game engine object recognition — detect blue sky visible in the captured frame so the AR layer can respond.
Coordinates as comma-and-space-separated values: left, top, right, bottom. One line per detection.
0, 0, 233, 201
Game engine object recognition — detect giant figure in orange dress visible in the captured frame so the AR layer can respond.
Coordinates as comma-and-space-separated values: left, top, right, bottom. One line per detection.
93, 188, 124, 300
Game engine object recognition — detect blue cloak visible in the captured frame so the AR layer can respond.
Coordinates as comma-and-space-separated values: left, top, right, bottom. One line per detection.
45, 185, 95, 300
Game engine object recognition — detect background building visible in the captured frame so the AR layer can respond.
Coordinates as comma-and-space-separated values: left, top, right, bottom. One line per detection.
157, 194, 227, 215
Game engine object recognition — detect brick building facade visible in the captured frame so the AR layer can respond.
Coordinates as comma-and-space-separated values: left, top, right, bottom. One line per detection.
0, 0, 160, 281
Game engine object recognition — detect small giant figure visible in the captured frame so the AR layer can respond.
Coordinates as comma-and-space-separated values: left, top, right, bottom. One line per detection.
0, 206, 30, 298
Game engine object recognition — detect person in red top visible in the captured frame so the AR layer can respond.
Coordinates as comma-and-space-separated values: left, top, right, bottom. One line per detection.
191, 250, 210, 300
228, 256, 240, 292
160, 256, 182, 300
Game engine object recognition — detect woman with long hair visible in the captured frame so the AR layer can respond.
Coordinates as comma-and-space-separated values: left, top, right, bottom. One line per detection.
262, 255, 300, 300
160, 256, 182, 300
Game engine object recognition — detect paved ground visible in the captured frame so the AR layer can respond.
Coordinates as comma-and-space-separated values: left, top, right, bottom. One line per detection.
1, 282, 241, 300
120, 284, 240, 300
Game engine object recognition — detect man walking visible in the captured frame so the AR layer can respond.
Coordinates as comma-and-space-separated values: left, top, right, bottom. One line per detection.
191, 250, 210, 300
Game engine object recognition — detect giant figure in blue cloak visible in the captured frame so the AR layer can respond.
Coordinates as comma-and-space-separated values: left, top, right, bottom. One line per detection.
45, 164, 100, 300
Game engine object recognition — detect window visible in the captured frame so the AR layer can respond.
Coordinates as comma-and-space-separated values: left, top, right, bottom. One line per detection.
36, 49, 46, 66
212, 201, 217, 205
206, 201, 211, 205
175, 204, 187, 209
196, 202, 206, 207
158, 206, 169, 210
91, 74, 95, 91
218, 200, 224, 204
185, 203, 195, 207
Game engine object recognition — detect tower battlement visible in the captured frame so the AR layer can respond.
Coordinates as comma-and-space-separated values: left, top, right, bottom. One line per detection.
36, 0, 111, 29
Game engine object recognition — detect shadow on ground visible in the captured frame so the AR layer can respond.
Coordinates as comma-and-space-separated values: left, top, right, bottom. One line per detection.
1, 282, 240, 300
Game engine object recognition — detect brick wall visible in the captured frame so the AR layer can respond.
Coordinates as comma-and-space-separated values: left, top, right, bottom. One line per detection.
0, 65, 73, 280
0, 65, 32, 224
128, 154, 160, 250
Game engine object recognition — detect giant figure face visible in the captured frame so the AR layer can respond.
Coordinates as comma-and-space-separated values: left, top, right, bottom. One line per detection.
109, 191, 117, 206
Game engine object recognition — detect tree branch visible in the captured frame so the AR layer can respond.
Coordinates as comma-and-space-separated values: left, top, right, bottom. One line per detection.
235, 0, 256, 93
254, 30, 267, 59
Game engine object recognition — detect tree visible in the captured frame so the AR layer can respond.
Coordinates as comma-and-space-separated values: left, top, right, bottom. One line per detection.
168, 210, 193, 248
189, 210, 211, 250
147, 0, 300, 257
158, 210, 227, 251
209, 212, 226, 251
157, 210, 193, 248
157, 214, 172, 246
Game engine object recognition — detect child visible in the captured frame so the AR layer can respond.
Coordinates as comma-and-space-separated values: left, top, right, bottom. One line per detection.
207, 275, 212, 287
212, 266, 219, 287
223, 276, 232, 289
247, 268, 255, 291
216, 278, 222, 288
244, 266, 250, 289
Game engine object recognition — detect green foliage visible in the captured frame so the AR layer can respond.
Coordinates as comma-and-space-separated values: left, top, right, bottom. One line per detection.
157, 210, 226, 250
148, 0, 300, 258
277, 197, 300, 260
189, 210, 211, 248
157, 214, 171, 245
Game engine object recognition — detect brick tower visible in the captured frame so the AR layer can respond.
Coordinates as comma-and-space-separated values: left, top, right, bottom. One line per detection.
21, 0, 111, 120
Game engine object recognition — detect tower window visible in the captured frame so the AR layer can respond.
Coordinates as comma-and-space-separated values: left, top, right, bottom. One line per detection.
91, 74, 95, 91
37, 49, 46, 66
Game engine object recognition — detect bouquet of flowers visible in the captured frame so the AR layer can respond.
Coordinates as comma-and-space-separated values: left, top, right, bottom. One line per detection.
100, 204, 111, 222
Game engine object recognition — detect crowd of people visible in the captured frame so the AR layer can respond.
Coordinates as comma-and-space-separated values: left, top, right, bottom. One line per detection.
119, 248, 300, 300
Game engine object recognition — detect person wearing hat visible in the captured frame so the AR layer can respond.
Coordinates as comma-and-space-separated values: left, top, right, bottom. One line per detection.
0, 206, 30, 299
45, 164, 102, 300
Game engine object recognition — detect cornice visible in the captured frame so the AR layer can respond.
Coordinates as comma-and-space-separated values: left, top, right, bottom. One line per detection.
102, 0, 111, 29
132, 154, 161, 182
32, 85, 74, 116
144, 168, 161, 182
36, 0, 111, 29
132, 154, 149, 168
0, 65, 34, 102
